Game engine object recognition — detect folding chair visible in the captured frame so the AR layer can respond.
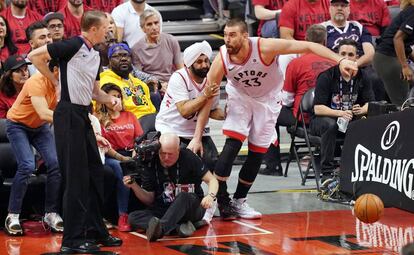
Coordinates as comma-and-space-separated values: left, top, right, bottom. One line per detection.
284, 88, 322, 190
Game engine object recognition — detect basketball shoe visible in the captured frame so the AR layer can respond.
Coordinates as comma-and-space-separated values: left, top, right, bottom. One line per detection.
231, 198, 262, 219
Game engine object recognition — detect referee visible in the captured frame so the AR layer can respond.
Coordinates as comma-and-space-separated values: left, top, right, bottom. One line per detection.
29, 11, 122, 254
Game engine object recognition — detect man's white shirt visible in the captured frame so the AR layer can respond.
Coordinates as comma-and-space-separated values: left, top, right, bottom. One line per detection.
155, 68, 219, 138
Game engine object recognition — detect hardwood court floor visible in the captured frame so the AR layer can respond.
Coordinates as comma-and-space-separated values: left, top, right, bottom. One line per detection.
0, 208, 412, 255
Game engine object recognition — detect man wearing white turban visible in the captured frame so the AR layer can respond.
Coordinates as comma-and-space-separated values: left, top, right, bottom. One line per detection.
156, 41, 224, 173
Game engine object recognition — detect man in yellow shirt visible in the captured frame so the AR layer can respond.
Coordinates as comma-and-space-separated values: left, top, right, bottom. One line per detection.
100, 43, 157, 132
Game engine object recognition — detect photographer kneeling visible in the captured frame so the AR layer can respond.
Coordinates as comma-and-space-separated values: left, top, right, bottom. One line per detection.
123, 133, 218, 242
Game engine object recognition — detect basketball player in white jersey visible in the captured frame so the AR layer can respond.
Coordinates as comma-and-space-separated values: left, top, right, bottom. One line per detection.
156, 41, 224, 171
189, 19, 358, 220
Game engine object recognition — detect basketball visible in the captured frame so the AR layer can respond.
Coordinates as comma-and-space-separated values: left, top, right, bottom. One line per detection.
354, 193, 384, 223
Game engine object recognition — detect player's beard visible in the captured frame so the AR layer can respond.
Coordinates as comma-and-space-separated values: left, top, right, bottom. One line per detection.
132, 0, 146, 3
190, 65, 209, 78
226, 43, 242, 55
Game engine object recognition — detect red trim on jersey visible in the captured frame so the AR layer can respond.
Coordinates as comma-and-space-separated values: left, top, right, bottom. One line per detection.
228, 39, 252, 66
223, 130, 246, 142
248, 142, 268, 153
185, 68, 207, 92
273, 139, 279, 147
219, 47, 228, 75
177, 71, 190, 92
258, 38, 274, 66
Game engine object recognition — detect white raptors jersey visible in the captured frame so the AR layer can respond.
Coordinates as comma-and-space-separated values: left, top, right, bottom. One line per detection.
220, 37, 283, 100
155, 68, 219, 138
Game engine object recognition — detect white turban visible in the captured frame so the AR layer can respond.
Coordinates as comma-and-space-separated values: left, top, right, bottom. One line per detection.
183, 40, 212, 67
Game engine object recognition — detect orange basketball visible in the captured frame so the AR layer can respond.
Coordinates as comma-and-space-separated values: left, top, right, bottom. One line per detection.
354, 193, 384, 223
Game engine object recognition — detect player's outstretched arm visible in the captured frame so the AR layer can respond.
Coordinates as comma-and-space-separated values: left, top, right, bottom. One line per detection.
260, 38, 358, 77
187, 54, 225, 155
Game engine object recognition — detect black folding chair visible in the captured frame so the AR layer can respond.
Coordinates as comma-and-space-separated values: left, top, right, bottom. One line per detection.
284, 88, 322, 190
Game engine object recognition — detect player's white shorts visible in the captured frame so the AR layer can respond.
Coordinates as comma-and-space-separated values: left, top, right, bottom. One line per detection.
223, 86, 282, 153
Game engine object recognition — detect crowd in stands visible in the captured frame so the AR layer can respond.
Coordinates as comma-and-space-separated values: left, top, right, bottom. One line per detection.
0, 0, 411, 247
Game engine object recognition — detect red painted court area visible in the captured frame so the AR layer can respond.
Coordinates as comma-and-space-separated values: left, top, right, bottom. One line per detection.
1, 208, 412, 254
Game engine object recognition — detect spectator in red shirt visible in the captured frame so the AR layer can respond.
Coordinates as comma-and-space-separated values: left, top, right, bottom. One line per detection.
0, 55, 30, 118
279, 0, 331, 40
253, 0, 288, 37
95, 83, 143, 232
28, 0, 66, 16
0, 15, 18, 63
85, 0, 123, 13
59, 0, 93, 38
1, 0, 42, 55
349, 0, 391, 37
260, 24, 335, 176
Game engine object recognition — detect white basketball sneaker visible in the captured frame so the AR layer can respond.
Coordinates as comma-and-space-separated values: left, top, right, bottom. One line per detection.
43, 212, 64, 233
5, 214, 23, 236
231, 198, 262, 219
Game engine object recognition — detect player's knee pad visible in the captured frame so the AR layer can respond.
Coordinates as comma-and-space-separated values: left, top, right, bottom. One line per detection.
214, 138, 243, 178
239, 150, 265, 183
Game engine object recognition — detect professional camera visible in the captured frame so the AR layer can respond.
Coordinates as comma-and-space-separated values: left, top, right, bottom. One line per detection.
120, 131, 161, 184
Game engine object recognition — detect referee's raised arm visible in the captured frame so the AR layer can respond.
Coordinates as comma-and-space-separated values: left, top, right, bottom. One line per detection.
28, 45, 57, 86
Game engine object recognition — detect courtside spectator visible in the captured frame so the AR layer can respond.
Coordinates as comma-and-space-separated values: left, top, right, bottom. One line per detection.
44, 12, 65, 42
1, 0, 42, 55
95, 83, 143, 232
321, 0, 374, 67
28, 0, 66, 16
349, 0, 391, 37
131, 9, 183, 92
279, 0, 330, 40
260, 24, 336, 176
86, 0, 123, 13
0, 15, 18, 62
4, 59, 63, 236
311, 39, 374, 182
322, 0, 388, 101
100, 43, 157, 132
59, 0, 92, 38
0, 55, 30, 118
253, 0, 288, 38
156, 41, 224, 171
374, 0, 414, 107
111, 0, 162, 47
25, 21, 52, 75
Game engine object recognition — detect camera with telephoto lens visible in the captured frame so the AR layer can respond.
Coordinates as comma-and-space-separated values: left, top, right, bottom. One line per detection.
120, 131, 161, 184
